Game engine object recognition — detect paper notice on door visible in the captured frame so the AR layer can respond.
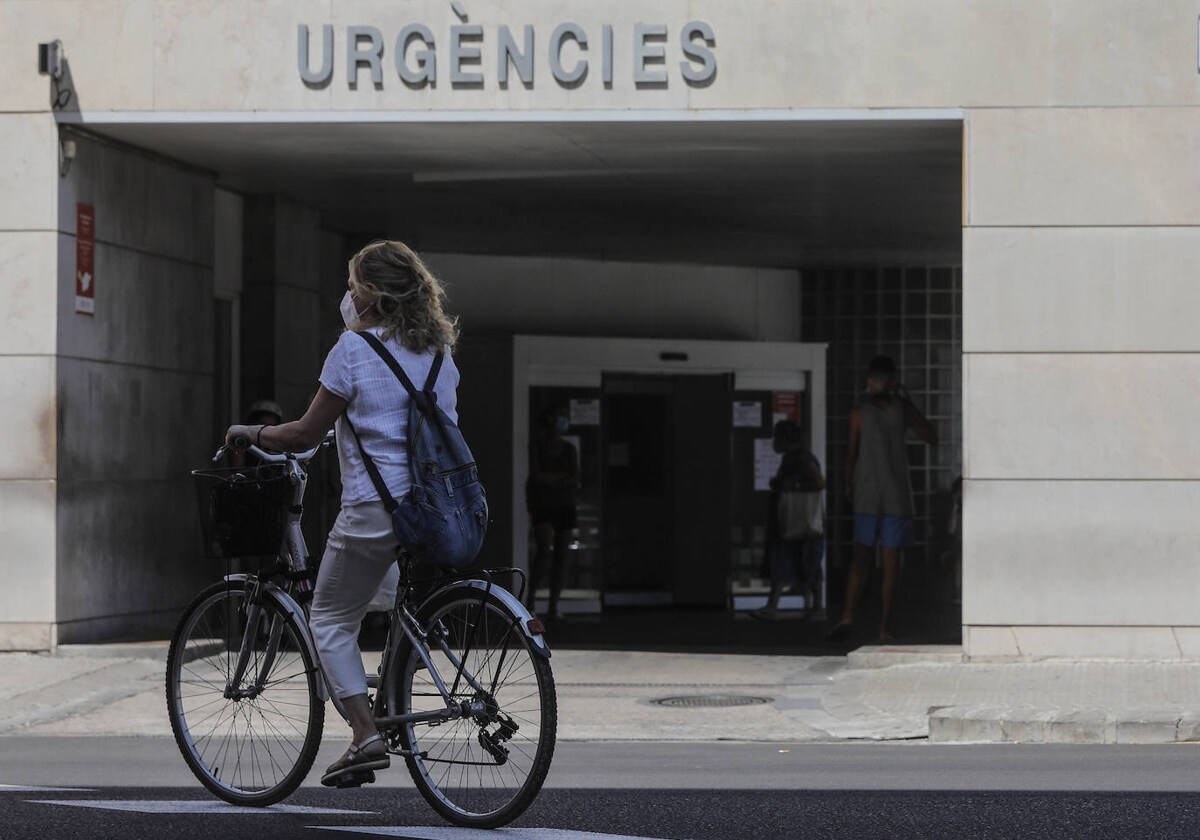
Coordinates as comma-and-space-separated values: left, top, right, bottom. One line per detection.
570, 398, 600, 426
733, 401, 762, 428
754, 437, 782, 491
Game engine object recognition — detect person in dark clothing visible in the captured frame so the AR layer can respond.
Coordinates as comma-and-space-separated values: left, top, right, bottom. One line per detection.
525, 404, 579, 621
827, 355, 937, 643
753, 419, 826, 621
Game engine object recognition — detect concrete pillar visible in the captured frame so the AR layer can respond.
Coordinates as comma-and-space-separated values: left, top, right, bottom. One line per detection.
241, 196, 337, 560
240, 196, 324, 422
0, 112, 59, 650
962, 107, 1200, 659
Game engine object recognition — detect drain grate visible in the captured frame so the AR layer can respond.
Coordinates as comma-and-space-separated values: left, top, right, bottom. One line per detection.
651, 694, 772, 708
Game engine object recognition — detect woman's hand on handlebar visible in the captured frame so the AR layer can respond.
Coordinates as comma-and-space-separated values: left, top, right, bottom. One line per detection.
225, 424, 265, 452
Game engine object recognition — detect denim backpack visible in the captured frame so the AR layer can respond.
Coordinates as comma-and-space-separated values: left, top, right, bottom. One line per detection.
343, 332, 488, 569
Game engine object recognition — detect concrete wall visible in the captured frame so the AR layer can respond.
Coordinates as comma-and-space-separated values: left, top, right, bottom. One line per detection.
3, 2, 1196, 112
4, 0, 1200, 656
425, 253, 801, 343
54, 131, 216, 643
961, 106, 1200, 659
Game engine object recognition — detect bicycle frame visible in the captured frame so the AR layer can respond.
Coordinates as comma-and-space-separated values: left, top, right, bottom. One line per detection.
216, 439, 335, 709
369, 567, 547, 732
214, 435, 547, 734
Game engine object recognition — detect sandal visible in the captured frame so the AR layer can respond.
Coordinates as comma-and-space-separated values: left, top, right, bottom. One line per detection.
824, 622, 853, 643
321, 733, 391, 787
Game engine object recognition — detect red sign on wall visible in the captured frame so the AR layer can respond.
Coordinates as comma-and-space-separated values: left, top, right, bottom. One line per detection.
75, 203, 95, 315
773, 392, 800, 423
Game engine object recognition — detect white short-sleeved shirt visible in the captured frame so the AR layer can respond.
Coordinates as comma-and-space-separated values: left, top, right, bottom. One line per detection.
319, 326, 459, 507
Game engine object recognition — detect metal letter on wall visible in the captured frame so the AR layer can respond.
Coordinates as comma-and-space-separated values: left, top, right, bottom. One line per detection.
633, 23, 668, 86
297, 24, 334, 86
396, 24, 437, 86
680, 21, 717, 85
601, 24, 614, 87
346, 25, 384, 88
498, 24, 534, 87
450, 24, 484, 85
550, 22, 588, 86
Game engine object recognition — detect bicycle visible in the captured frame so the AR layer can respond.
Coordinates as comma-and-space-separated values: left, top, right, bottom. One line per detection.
166, 432, 556, 827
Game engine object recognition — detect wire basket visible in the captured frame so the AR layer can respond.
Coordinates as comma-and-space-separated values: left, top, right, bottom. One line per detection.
193, 464, 292, 559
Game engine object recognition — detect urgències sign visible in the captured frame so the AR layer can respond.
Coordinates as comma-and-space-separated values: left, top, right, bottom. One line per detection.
297, 18, 717, 90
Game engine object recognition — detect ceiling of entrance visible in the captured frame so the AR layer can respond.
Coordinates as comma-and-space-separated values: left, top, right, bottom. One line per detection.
92, 118, 962, 268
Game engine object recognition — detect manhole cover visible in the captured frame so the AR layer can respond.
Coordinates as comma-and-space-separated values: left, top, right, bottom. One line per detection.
651, 695, 772, 708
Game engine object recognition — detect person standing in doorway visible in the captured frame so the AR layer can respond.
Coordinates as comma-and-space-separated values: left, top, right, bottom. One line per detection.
525, 404, 579, 622
753, 419, 826, 621
827, 355, 936, 643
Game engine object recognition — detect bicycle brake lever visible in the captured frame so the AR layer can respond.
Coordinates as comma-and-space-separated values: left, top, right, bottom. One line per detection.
212, 445, 229, 463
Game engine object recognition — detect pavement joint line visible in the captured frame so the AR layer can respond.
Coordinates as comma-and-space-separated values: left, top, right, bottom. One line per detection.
0, 660, 164, 735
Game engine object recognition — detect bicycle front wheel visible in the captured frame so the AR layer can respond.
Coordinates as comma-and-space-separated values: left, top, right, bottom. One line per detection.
389, 587, 556, 828
166, 579, 325, 806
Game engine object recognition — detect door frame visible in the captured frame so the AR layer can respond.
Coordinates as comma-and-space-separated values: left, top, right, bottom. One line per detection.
512, 336, 828, 581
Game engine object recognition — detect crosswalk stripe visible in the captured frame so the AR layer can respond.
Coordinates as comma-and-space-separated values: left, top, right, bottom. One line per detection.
28, 800, 374, 815
309, 827, 680, 840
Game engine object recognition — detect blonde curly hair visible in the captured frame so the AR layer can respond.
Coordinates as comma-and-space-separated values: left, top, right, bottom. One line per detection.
348, 240, 459, 353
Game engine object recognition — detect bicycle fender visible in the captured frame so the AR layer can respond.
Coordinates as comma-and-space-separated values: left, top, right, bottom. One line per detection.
424, 579, 551, 659
222, 573, 332, 703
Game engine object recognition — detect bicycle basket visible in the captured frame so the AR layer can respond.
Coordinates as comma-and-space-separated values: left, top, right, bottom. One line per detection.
192, 464, 292, 559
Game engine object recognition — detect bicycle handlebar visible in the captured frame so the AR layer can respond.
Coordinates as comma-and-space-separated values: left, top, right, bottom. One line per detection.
211, 429, 335, 465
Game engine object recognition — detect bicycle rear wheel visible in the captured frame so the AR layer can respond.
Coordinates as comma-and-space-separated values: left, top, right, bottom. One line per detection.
166, 579, 325, 806
389, 587, 556, 828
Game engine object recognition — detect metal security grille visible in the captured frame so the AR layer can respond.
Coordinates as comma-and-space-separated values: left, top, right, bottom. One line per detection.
651, 695, 773, 708
800, 266, 963, 573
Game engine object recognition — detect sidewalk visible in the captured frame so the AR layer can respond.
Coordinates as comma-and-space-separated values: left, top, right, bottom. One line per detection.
2, 643, 1200, 744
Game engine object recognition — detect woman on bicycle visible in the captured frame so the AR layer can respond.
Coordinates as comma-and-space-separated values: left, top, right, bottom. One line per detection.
225, 239, 459, 787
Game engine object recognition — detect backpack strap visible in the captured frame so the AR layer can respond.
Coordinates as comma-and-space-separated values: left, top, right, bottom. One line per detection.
342, 414, 398, 514
423, 350, 444, 395
352, 331, 457, 486
355, 332, 441, 415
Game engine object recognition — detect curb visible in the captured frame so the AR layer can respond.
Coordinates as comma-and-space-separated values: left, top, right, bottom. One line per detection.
54, 642, 170, 661
846, 645, 963, 670
929, 706, 1200, 744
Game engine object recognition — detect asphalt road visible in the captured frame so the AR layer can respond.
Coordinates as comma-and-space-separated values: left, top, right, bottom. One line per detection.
2, 739, 1200, 839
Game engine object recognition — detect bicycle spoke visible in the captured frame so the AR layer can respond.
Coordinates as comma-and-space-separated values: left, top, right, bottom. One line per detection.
396, 593, 554, 824
169, 584, 321, 804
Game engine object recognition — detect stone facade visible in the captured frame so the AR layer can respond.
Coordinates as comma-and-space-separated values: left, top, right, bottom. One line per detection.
1, 0, 1197, 655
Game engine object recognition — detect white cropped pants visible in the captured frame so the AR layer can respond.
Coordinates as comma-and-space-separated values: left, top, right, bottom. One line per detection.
310, 501, 400, 701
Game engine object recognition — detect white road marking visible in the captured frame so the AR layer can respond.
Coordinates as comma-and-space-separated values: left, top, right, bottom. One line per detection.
309, 828, 680, 840
0, 785, 97, 793
28, 800, 374, 815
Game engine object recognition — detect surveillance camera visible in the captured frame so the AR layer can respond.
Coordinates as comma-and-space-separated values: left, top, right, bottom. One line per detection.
38, 40, 64, 80
59, 137, 76, 177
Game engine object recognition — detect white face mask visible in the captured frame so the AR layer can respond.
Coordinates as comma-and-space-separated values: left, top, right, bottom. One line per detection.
340, 291, 360, 329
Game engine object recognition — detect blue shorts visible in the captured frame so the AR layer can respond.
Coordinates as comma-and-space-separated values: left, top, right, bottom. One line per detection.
854, 514, 912, 549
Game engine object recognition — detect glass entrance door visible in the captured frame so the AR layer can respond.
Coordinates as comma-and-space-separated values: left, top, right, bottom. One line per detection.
600, 373, 733, 607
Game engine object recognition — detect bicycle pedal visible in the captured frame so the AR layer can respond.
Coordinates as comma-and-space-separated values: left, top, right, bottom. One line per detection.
334, 770, 376, 789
